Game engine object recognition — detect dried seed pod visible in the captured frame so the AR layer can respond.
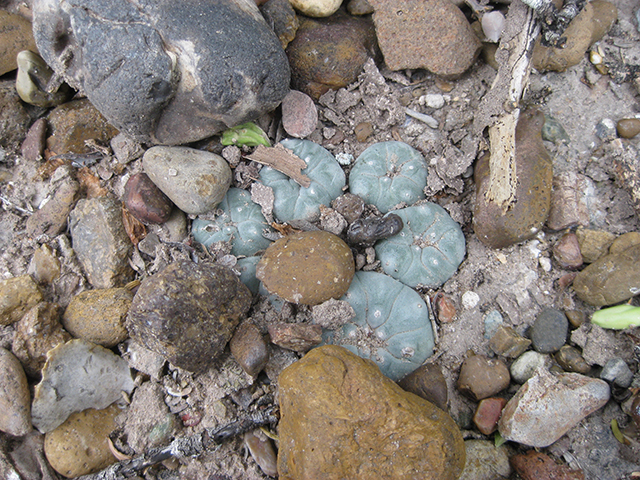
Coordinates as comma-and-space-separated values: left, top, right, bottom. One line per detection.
346, 213, 403, 247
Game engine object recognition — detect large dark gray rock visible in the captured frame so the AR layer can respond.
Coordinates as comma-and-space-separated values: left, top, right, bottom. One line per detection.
32, 0, 290, 145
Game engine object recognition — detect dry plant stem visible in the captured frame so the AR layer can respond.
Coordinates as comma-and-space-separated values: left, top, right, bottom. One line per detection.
77, 406, 279, 480
473, 0, 539, 213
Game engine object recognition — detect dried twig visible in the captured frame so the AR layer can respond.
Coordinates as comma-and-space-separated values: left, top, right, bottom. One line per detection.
76, 406, 279, 480
245, 144, 311, 188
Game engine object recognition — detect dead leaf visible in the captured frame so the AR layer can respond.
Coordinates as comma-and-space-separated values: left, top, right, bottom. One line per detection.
271, 222, 298, 236
77, 167, 108, 198
122, 204, 147, 246
245, 144, 311, 188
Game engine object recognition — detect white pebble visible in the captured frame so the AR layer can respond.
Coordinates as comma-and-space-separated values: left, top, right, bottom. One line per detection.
482, 11, 505, 43
421, 94, 445, 109
538, 257, 552, 272
462, 291, 480, 309
335, 152, 353, 166
405, 108, 439, 129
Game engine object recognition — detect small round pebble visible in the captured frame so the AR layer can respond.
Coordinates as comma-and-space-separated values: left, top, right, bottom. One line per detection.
290, 0, 342, 17
124, 172, 174, 224
510, 351, 551, 384
256, 231, 355, 305
230, 321, 269, 377
462, 291, 480, 309
354, 122, 373, 142
616, 118, 640, 139
600, 357, 634, 388
281, 90, 318, 139
457, 355, 510, 401
44, 404, 119, 478
530, 308, 568, 354
0, 348, 31, 436
63, 287, 133, 348
554, 345, 590, 374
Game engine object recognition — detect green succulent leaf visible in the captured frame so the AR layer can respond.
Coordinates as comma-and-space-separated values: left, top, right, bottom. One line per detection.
591, 305, 640, 330
221, 122, 271, 147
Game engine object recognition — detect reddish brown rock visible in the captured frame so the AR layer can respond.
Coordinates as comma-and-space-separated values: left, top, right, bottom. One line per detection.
21, 118, 48, 162
457, 355, 510, 401
26, 176, 80, 238
473, 397, 507, 435
230, 321, 269, 377
368, 0, 480, 76
281, 90, 318, 138
511, 450, 585, 480
124, 172, 173, 224
553, 232, 583, 269
286, 11, 379, 99
277, 345, 466, 480
268, 322, 322, 353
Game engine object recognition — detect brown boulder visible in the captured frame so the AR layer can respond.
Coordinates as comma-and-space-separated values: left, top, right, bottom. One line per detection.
277, 345, 466, 479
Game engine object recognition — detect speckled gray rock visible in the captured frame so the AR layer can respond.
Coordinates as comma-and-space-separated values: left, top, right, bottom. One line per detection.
498, 368, 610, 447
600, 357, 634, 388
460, 440, 511, 480
143, 146, 232, 215
530, 308, 568, 354
69, 197, 133, 289
31, 0, 290, 145
0, 348, 31, 436
126, 261, 251, 373
510, 351, 551, 384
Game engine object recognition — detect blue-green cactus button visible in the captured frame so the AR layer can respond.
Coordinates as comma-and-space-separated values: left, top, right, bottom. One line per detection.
191, 188, 273, 257
320, 271, 434, 381
259, 139, 346, 222
375, 203, 466, 288
348, 141, 428, 214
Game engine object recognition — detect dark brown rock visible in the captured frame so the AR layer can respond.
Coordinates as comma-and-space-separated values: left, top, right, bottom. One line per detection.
286, 11, 379, 99
489, 325, 531, 358
617, 118, 640, 139
510, 450, 585, 480
555, 345, 590, 374
127, 261, 251, 373
26, 176, 79, 238
277, 345, 466, 480
46, 99, 119, 155
12, 302, 71, 377
281, 90, 318, 139
573, 243, 640, 306
63, 288, 132, 348
69, 197, 133, 289
230, 321, 269, 377
260, 0, 300, 49
256, 231, 355, 305
124, 172, 174, 224
368, 0, 480, 76
457, 355, 510, 401
397, 363, 448, 411
21, 118, 48, 162
473, 397, 507, 435
354, 121, 373, 142
268, 322, 322, 353
434, 293, 457, 323
331, 193, 365, 224
553, 232, 583, 269
473, 109, 553, 249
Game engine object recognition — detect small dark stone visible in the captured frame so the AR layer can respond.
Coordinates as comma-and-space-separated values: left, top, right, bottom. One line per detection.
397, 363, 448, 411
530, 308, 568, 354
230, 321, 269, 377
600, 357, 633, 388
565, 309, 586, 328
554, 345, 590, 374
126, 261, 251, 373
346, 213, 403, 247
124, 172, 174, 224
332, 193, 365, 224
260, 0, 299, 49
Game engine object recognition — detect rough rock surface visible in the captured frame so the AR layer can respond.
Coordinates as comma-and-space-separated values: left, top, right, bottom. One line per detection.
0, 274, 43, 326
368, 0, 480, 76
0, 348, 31, 437
31, 0, 290, 145
277, 345, 466, 480
126, 261, 252, 373
0, 10, 37, 76
69, 197, 133, 289
498, 368, 610, 448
